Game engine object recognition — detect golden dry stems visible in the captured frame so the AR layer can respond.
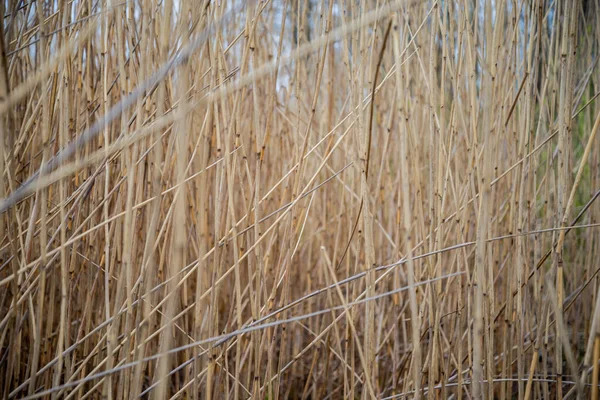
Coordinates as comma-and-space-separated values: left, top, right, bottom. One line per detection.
1, 1, 600, 399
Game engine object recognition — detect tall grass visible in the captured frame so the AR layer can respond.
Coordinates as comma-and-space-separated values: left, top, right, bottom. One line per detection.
1, 0, 600, 399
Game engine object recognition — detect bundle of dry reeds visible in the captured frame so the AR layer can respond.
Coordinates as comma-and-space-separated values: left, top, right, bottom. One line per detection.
1, 0, 600, 399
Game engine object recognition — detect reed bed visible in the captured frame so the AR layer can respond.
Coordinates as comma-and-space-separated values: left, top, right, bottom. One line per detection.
1, 0, 600, 398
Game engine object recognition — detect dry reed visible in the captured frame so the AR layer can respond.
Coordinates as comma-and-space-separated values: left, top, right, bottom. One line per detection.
1, 0, 600, 399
